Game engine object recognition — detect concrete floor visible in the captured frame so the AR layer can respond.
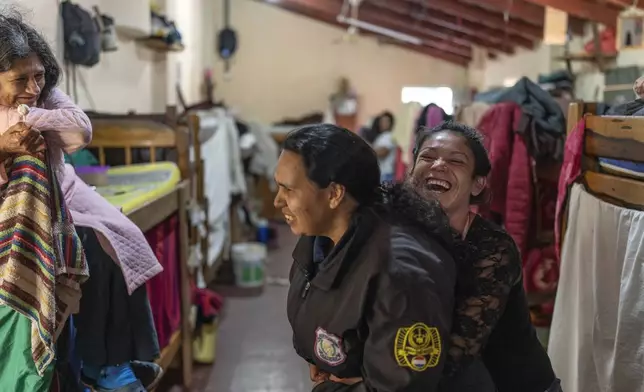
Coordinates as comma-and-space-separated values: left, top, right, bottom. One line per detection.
194, 225, 308, 392
176, 224, 552, 392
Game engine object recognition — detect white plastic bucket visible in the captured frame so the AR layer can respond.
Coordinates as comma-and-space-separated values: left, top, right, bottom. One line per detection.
231, 242, 267, 288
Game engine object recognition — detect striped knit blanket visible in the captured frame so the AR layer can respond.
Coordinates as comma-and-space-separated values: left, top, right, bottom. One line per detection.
0, 153, 88, 376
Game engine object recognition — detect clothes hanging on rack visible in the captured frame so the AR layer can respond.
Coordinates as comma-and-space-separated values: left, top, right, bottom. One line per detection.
392, 102, 422, 162
193, 108, 246, 266
246, 122, 279, 185
549, 183, 644, 392
455, 102, 491, 128
391, 102, 422, 182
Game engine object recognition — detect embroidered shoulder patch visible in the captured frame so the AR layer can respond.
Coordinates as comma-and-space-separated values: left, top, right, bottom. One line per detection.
314, 327, 346, 366
394, 322, 441, 372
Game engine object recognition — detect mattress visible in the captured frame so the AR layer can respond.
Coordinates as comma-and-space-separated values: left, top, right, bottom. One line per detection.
95, 162, 181, 214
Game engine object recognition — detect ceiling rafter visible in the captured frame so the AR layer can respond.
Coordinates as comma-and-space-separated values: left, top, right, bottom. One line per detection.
459, 0, 545, 26
601, 0, 639, 9
257, 0, 609, 65
522, 0, 620, 27
324, 0, 473, 58
373, 0, 534, 50
257, 0, 472, 65
355, 1, 514, 54
403, 0, 543, 39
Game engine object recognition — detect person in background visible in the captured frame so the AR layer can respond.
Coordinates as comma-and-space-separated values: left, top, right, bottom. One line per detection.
0, 12, 162, 392
408, 121, 561, 392
362, 110, 395, 144
369, 111, 397, 182
275, 124, 456, 391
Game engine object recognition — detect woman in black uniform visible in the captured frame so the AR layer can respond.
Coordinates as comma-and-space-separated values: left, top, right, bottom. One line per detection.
407, 121, 561, 392
274, 124, 457, 392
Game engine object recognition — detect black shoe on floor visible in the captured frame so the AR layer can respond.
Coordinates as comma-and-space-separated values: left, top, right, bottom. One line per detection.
131, 361, 163, 390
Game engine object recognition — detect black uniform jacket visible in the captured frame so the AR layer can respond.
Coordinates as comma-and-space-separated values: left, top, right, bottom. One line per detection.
287, 206, 456, 392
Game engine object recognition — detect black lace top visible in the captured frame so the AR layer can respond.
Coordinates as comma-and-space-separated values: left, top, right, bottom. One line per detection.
444, 215, 556, 392
445, 214, 522, 375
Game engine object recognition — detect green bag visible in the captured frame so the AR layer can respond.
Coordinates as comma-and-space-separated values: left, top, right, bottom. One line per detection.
64, 149, 99, 167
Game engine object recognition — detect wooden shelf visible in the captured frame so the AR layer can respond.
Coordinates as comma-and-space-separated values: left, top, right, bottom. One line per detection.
115, 25, 148, 40
555, 52, 617, 62
137, 37, 185, 53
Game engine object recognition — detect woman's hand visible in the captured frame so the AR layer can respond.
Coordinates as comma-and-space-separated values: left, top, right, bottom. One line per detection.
310, 364, 362, 387
310, 364, 330, 384
329, 375, 363, 385
0, 122, 45, 155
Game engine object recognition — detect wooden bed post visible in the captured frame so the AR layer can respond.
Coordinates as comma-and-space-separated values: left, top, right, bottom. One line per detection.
88, 115, 198, 390
178, 182, 193, 389
567, 101, 584, 136
187, 113, 218, 283
561, 101, 589, 251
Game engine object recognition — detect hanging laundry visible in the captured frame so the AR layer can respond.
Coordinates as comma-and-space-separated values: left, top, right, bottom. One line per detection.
549, 183, 644, 392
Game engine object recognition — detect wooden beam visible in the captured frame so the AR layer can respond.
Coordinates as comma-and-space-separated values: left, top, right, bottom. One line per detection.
461, 0, 545, 27
568, 15, 587, 36
257, 0, 471, 65
356, 2, 512, 54
603, 0, 641, 9
405, 0, 543, 40
329, 0, 472, 59
369, 0, 532, 52
334, 0, 472, 57
523, 0, 620, 27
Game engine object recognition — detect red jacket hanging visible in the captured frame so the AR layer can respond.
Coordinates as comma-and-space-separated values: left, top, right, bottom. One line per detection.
477, 102, 533, 259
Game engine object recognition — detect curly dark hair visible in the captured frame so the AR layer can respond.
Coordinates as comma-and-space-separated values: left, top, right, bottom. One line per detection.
378, 181, 455, 249
0, 10, 62, 104
412, 121, 492, 204
283, 123, 454, 248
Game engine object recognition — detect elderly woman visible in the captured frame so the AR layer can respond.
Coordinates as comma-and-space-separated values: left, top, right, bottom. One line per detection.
0, 12, 162, 392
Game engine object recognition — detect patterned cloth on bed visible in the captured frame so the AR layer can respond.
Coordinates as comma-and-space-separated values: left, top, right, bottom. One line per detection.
0, 153, 88, 375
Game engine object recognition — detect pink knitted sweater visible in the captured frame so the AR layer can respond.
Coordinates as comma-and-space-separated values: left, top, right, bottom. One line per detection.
0, 88, 162, 293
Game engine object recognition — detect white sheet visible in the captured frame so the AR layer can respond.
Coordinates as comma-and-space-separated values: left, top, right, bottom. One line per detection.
249, 122, 280, 190
191, 108, 247, 266
548, 183, 644, 392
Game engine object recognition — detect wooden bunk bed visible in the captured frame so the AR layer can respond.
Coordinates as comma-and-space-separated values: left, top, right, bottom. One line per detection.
182, 107, 251, 286
86, 114, 195, 389
564, 101, 644, 237
185, 113, 228, 284
548, 101, 644, 392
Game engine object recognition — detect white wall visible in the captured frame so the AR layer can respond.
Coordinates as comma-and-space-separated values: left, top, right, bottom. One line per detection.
483, 44, 554, 89
207, 0, 468, 125
2, 0, 162, 112
3, 0, 468, 123
1, 0, 215, 113
479, 22, 644, 102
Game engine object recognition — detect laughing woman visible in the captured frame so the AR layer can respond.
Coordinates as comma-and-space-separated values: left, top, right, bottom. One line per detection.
0, 12, 162, 391
275, 124, 456, 391
408, 121, 561, 392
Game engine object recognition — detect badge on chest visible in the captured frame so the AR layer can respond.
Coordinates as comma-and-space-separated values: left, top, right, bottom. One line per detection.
314, 327, 346, 366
